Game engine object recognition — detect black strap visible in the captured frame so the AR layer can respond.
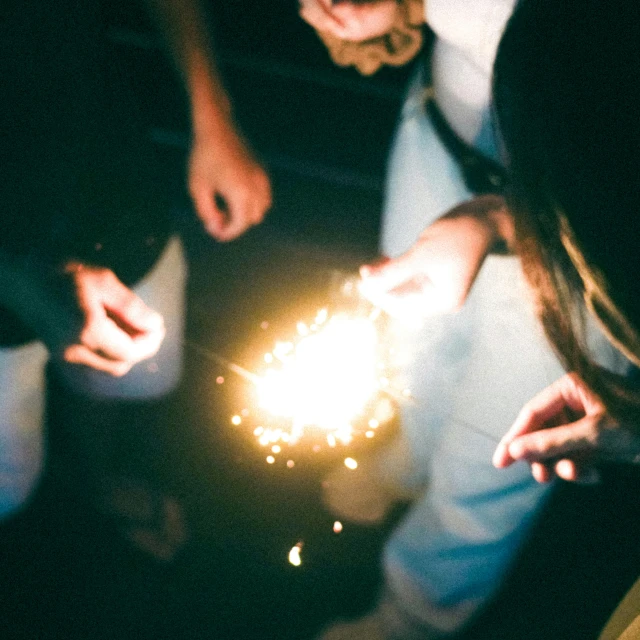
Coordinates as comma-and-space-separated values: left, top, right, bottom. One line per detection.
425, 97, 507, 195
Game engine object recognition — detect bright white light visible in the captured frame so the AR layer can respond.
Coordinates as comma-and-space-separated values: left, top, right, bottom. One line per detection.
256, 314, 378, 433
288, 543, 302, 566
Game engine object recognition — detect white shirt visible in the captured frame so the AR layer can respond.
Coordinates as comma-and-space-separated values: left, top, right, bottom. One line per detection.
426, 0, 516, 156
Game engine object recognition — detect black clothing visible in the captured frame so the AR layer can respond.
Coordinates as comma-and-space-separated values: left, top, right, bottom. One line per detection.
1, 0, 173, 345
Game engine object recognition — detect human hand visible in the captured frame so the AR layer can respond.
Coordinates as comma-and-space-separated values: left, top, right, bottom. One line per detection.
359, 197, 510, 319
299, 0, 399, 42
492, 373, 640, 483
40, 263, 165, 377
188, 127, 272, 242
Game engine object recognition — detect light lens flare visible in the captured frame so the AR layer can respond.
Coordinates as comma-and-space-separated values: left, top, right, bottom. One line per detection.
255, 314, 378, 434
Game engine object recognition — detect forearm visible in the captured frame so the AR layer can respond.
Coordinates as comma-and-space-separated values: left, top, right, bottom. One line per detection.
144, 0, 233, 137
438, 194, 516, 253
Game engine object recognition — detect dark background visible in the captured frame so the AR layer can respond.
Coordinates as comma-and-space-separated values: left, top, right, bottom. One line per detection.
2, 2, 640, 639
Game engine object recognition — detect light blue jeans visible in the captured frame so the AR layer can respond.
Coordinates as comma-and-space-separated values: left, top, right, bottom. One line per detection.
377, 70, 630, 636
0, 236, 186, 520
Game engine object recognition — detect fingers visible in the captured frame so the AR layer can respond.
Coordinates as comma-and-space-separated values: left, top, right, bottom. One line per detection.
505, 416, 600, 464
300, 0, 399, 42
190, 182, 228, 238
299, 0, 348, 38
492, 374, 597, 468
190, 171, 271, 242
69, 268, 165, 375
63, 344, 133, 377
100, 274, 164, 335
528, 459, 600, 485
554, 460, 600, 485
360, 256, 412, 296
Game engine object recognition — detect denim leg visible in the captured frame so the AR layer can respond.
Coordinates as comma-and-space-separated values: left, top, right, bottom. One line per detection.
381, 255, 631, 635
0, 341, 48, 519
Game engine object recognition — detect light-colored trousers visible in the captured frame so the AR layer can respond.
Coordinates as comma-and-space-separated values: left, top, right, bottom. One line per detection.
0, 236, 186, 520
377, 70, 630, 637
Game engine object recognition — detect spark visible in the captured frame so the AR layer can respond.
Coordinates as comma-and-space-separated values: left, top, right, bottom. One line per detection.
231, 415, 242, 426
333, 521, 343, 534
288, 543, 303, 567
344, 457, 358, 470
365, 430, 375, 438
272, 445, 281, 454
216, 376, 224, 384
287, 460, 295, 468
368, 419, 379, 429
266, 456, 275, 464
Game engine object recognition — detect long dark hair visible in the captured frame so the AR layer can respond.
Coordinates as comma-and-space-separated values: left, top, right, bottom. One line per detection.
493, 0, 640, 418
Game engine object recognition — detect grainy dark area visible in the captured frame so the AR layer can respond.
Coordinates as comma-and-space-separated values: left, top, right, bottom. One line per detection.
2, 2, 640, 639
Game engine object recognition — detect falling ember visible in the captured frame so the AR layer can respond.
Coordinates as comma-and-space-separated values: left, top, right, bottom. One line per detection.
288, 543, 303, 567
365, 430, 375, 438
344, 457, 358, 470
231, 415, 242, 426
333, 521, 343, 534
266, 456, 275, 464
272, 445, 281, 454
368, 419, 379, 429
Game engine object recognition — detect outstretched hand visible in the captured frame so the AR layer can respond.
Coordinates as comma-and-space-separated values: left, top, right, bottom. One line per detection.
493, 373, 640, 483
359, 197, 510, 320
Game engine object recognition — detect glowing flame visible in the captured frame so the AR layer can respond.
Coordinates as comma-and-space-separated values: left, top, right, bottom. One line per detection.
256, 314, 378, 434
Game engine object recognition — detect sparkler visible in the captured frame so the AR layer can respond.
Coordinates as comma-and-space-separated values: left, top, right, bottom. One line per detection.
186, 271, 502, 474
186, 272, 405, 465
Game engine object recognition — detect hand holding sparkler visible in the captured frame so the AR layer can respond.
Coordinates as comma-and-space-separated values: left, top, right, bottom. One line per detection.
359, 196, 514, 320
3, 259, 164, 376
493, 373, 640, 484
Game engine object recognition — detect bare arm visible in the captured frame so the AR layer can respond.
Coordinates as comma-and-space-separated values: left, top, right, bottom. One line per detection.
145, 0, 271, 241
359, 195, 515, 319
